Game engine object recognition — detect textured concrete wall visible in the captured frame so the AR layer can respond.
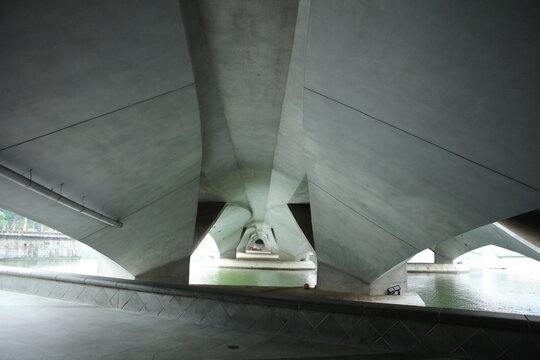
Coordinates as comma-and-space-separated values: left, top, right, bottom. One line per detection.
499, 211, 540, 249
0, 0, 201, 279
433, 223, 540, 263
208, 205, 251, 258
181, 0, 315, 262
304, 0, 540, 290
1, 0, 539, 291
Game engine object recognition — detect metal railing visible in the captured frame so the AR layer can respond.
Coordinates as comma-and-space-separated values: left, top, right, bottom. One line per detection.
0, 230, 71, 239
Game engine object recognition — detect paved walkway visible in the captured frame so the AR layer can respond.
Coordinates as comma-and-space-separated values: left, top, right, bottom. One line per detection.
0, 290, 393, 360
194, 285, 425, 307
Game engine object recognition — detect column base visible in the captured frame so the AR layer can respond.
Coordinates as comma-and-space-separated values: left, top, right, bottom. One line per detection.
316, 262, 407, 296
135, 257, 190, 285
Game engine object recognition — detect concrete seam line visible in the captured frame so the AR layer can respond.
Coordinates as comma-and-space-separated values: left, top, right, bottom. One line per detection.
309, 180, 420, 252
0, 164, 122, 227
75, 176, 200, 242
0, 83, 196, 153
304, 87, 540, 193
117, 175, 201, 221
75, 224, 110, 243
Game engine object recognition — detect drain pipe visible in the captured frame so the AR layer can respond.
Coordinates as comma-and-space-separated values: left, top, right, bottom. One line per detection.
0, 164, 122, 228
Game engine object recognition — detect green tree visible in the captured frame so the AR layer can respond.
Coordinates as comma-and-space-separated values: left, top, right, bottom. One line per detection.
0, 210, 6, 230
0, 208, 18, 230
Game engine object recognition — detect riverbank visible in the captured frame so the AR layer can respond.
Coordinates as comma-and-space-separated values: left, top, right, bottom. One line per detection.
218, 259, 316, 270
407, 263, 469, 273
0, 238, 81, 260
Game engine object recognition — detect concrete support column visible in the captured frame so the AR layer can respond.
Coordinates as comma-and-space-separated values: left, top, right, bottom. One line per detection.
135, 202, 227, 285
368, 264, 408, 295
135, 257, 191, 285
434, 253, 454, 264
316, 262, 407, 296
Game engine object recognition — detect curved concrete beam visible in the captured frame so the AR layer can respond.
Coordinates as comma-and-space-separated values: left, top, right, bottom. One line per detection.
264, 205, 315, 261
182, 0, 315, 263
499, 211, 540, 249
0, 0, 201, 280
262, 0, 315, 262
304, 0, 540, 291
180, 0, 249, 206
433, 223, 540, 263
208, 204, 251, 258
2, 0, 540, 294
181, 0, 300, 226
0, 164, 122, 228
236, 226, 278, 255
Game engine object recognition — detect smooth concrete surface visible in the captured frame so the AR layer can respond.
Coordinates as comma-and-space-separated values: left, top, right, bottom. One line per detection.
208, 205, 251, 258
180, 0, 313, 258
304, 0, 540, 291
432, 223, 540, 263
0, 0, 201, 280
236, 227, 279, 257
186, 0, 297, 224
317, 263, 408, 296
433, 253, 454, 265
499, 210, 540, 250
1, 0, 540, 294
306, 0, 540, 189
263, 0, 316, 262
0, 290, 388, 360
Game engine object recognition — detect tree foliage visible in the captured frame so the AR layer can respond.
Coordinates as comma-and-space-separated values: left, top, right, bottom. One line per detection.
0, 208, 46, 231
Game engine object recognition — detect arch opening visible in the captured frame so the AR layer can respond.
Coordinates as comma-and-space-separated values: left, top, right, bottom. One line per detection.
407, 243, 540, 314
0, 208, 133, 279
189, 226, 317, 288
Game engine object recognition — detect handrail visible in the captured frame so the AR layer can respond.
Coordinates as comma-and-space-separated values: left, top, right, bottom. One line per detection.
0, 164, 122, 228
0, 230, 71, 238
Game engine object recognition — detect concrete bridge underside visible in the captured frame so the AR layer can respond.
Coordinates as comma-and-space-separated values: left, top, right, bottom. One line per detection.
1, 0, 539, 294
432, 222, 540, 264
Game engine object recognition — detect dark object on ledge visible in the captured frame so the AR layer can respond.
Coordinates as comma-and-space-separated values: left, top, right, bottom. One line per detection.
387, 285, 401, 295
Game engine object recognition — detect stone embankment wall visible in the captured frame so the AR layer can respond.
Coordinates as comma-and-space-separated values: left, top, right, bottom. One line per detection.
0, 238, 81, 260
0, 267, 538, 359
407, 263, 470, 273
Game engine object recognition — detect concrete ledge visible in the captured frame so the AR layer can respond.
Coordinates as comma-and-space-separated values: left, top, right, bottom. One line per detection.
245, 249, 272, 254
236, 252, 279, 259
407, 263, 470, 273
218, 259, 316, 270
0, 266, 538, 359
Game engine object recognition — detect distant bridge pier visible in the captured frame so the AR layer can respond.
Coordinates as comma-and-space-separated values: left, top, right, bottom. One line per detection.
317, 262, 408, 296
0, 231, 81, 261
407, 248, 469, 273
434, 253, 453, 265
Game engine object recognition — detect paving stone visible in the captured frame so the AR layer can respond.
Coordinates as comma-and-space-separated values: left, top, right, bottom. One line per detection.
182, 299, 206, 324
310, 314, 347, 343
459, 329, 504, 359
281, 311, 314, 339
381, 320, 418, 352
122, 292, 145, 313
